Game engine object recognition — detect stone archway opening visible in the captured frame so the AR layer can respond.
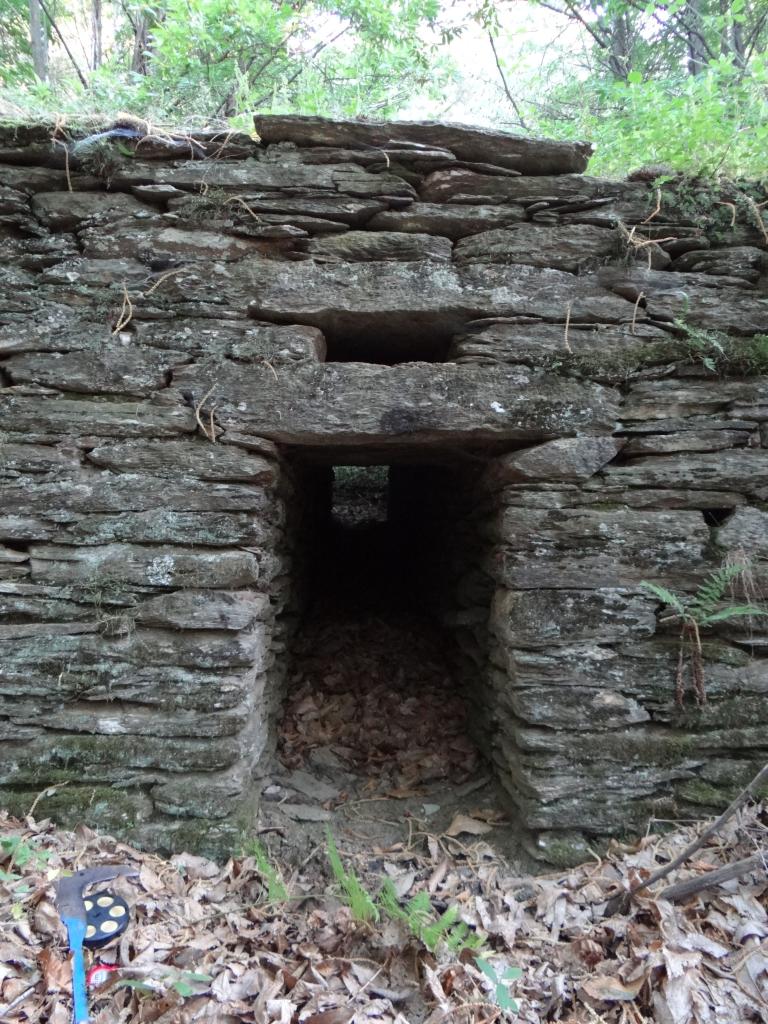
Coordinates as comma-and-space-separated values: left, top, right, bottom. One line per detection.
266, 451, 521, 854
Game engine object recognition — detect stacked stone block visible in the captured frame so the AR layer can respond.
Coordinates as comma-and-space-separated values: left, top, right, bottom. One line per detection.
0, 115, 766, 858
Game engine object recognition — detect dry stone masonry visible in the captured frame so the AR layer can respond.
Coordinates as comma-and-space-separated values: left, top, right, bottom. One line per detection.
1, 115, 767, 862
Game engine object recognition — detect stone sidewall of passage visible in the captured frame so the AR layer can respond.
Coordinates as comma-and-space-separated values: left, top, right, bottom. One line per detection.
0, 115, 767, 860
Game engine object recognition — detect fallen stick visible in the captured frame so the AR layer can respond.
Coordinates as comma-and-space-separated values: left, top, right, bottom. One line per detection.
659, 851, 766, 903
631, 760, 768, 897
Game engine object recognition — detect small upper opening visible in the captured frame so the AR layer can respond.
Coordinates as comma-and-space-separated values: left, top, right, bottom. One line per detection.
323, 332, 451, 365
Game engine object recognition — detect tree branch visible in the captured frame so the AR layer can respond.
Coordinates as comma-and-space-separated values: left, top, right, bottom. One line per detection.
659, 851, 766, 903
631, 760, 768, 897
38, 0, 89, 87
487, 33, 530, 131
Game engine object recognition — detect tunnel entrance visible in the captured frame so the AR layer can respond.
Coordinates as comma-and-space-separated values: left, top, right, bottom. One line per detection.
264, 457, 525, 861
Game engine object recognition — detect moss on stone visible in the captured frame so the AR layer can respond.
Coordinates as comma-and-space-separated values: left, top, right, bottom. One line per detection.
676, 779, 731, 807
2, 785, 150, 833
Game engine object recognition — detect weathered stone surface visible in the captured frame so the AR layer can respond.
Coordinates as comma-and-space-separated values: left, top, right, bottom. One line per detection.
167, 192, 385, 227
0, 443, 79, 475
131, 318, 327, 362
508, 686, 650, 729
10, 702, 247, 738
622, 429, 755, 455
455, 224, 619, 273
368, 202, 526, 240
602, 450, 768, 493
4, 348, 187, 396
174, 361, 620, 446
255, 115, 592, 175
0, 307, 115, 354
1, 786, 153, 833
622, 379, 768, 421
3, 115, 768, 855
29, 543, 263, 588
491, 589, 657, 647
135, 590, 269, 630
602, 268, 768, 333
238, 259, 638, 339
108, 158, 417, 200
0, 472, 281, 516
0, 164, 100, 193
87, 439, 277, 483
0, 395, 195, 437
420, 170, 638, 205
151, 776, 243, 819
31, 190, 157, 229
0, 655, 247, 712
714, 508, 768, 555
491, 508, 709, 588
491, 438, 624, 483
79, 224, 261, 262
670, 246, 766, 283
306, 230, 452, 262
0, 624, 268, 672
0, 733, 242, 779
0, 509, 280, 547
448, 320, 668, 366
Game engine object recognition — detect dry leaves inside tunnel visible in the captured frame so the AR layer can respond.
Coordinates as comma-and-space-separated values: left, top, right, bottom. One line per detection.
278, 616, 480, 795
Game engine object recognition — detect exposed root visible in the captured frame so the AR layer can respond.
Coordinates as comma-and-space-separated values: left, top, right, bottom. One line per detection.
630, 291, 645, 335
112, 285, 134, 333
194, 383, 218, 442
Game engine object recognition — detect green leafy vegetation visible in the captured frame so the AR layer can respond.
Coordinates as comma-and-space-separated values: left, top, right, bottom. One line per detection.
327, 830, 486, 955
641, 565, 768, 706
326, 828, 380, 923
671, 323, 768, 376
2, 0, 767, 179
240, 838, 289, 904
476, 957, 523, 1013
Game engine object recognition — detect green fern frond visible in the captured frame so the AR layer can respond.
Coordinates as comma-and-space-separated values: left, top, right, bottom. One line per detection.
326, 829, 379, 924
689, 564, 746, 616
420, 905, 460, 951
248, 839, 288, 903
699, 604, 768, 625
405, 891, 433, 929
378, 879, 405, 919
639, 581, 686, 615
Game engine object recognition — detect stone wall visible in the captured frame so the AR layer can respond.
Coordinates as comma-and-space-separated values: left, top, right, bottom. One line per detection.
1, 115, 767, 859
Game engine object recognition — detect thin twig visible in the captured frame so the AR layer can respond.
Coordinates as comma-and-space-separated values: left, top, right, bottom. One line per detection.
194, 384, 218, 441
487, 33, 529, 131
38, 0, 89, 87
717, 201, 737, 228
112, 285, 133, 333
630, 291, 644, 335
630, 760, 768, 896
145, 267, 186, 295
744, 196, 768, 244
659, 851, 767, 902
641, 188, 662, 224
26, 781, 69, 819
0, 985, 37, 1017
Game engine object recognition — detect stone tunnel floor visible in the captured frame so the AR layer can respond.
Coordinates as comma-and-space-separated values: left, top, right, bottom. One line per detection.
257, 612, 535, 873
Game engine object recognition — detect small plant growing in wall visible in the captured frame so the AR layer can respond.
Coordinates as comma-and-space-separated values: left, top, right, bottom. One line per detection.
641, 565, 767, 706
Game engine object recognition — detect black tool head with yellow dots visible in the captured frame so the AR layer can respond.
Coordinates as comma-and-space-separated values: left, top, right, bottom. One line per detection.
82, 889, 130, 948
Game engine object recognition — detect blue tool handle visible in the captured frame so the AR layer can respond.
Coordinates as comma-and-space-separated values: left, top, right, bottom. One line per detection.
63, 916, 89, 1024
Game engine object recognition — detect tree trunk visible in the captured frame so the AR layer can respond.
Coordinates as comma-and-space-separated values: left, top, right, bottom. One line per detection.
92, 0, 102, 69
607, 11, 634, 80
29, 0, 48, 81
131, 10, 151, 75
685, 0, 709, 75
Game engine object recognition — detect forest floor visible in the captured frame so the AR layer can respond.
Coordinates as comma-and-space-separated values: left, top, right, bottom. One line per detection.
260, 614, 534, 872
1, 613, 767, 1023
